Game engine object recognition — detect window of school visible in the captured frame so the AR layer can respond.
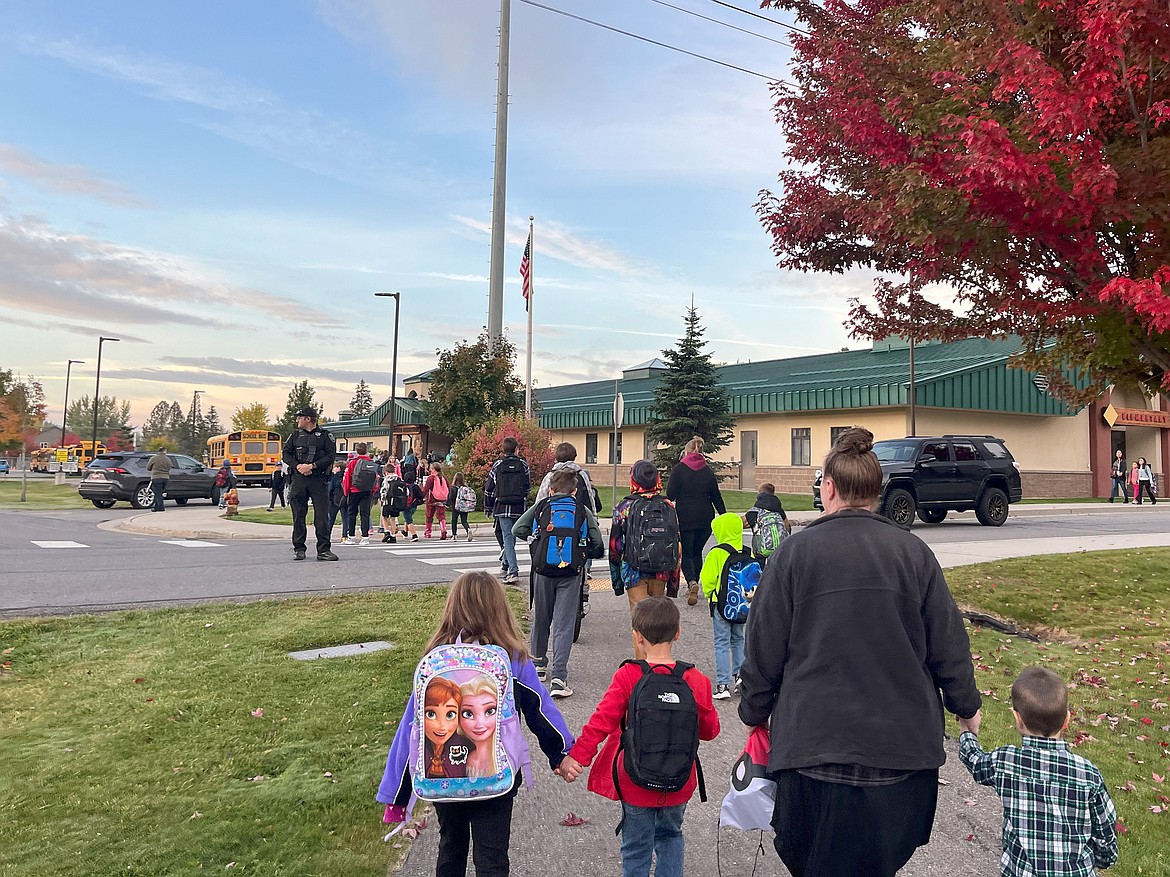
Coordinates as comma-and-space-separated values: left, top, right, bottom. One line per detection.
608, 432, 623, 465
791, 428, 811, 466
585, 433, 598, 465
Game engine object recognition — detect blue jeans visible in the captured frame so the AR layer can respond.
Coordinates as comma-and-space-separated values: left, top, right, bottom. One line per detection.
1110, 476, 1129, 501
497, 515, 519, 575
149, 478, 167, 512
712, 613, 745, 687
620, 802, 686, 877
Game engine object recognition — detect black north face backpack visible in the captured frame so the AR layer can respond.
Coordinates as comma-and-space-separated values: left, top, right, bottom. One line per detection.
611, 660, 705, 833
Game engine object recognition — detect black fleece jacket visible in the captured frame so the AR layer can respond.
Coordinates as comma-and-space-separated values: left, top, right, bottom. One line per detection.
737, 508, 980, 773
666, 462, 726, 529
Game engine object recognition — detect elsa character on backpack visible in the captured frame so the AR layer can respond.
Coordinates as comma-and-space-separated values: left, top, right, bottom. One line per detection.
460, 674, 501, 778
701, 512, 754, 700
423, 677, 472, 779
378, 572, 575, 875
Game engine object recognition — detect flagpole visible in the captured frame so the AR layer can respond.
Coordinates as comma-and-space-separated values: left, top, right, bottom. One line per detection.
525, 215, 534, 419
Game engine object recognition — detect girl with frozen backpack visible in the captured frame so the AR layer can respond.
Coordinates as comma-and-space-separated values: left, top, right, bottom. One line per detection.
377, 572, 575, 877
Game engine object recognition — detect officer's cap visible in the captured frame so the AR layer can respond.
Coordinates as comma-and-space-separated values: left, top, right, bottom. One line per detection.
294, 407, 318, 419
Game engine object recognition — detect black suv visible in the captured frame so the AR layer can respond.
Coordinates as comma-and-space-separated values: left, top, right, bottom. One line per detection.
79, 452, 220, 509
812, 435, 1023, 529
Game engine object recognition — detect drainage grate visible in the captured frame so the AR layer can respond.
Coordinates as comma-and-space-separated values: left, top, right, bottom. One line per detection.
287, 641, 395, 661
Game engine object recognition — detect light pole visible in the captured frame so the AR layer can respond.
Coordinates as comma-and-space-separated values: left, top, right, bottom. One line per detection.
374, 292, 401, 457
60, 359, 84, 447
91, 337, 120, 460
190, 390, 205, 455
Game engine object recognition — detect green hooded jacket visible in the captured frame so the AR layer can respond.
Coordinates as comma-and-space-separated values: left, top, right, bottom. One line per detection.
700, 512, 744, 605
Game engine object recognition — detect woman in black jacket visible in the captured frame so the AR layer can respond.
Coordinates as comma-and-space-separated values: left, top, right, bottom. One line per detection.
666, 436, 726, 606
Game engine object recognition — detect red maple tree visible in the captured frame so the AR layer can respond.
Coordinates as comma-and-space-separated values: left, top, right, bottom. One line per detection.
758, 0, 1170, 399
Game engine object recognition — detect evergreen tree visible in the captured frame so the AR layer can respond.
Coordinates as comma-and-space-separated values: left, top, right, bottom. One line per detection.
66, 395, 134, 445
274, 381, 319, 438
645, 307, 736, 472
168, 402, 186, 445
349, 380, 374, 417
424, 332, 524, 441
141, 401, 177, 443
197, 405, 223, 449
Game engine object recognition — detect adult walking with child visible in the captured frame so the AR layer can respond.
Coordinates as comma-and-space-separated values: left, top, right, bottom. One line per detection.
738, 427, 981, 877
666, 436, 726, 607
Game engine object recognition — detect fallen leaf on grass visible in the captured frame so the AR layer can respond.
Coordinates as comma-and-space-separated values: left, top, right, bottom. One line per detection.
1118, 782, 1137, 793
250, 708, 263, 718
1152, 805, 1165, 814
323, 771, 333, 778
1154, 772, 1166, 784
133, 677, 145, 684
190, 811, 203, 820
561, 812, 589, 827
225, 864, 235, 871
1116, 819, 1129, 835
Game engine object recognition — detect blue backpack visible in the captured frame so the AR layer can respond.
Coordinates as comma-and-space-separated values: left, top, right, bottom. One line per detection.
712, 544, 761, 624
530, 495, 587, 578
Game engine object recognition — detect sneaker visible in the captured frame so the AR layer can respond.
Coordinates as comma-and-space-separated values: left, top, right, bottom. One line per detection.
533, 659, 548, 681
411, 534, 419, 542
358, 536, 370, 546
381, 533, 392, 543
340, 536, 352, 545
293, 549, 306, 561
467, 533, 474, 542
732, 673, 741, 693
266, 507, 274, 512
686, 581, 700, 606
713, 684, 732, 700
502, 572, 519, 585
317, 551, 340, 561
377, 527, 385, 533
439, 533, 448, 541
549, 678, 573, 698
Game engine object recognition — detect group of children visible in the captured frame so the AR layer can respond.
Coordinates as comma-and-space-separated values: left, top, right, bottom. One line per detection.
378, 564, 1118, 877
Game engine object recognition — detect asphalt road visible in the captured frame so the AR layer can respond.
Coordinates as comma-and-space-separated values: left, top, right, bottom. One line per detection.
5, 498, 1170, 616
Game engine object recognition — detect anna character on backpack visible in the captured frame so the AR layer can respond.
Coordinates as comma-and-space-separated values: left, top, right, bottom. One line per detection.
424, 462, 450, 540
378, 572, 575, 876
558, 597, 719, 877
610, 461, 681, 658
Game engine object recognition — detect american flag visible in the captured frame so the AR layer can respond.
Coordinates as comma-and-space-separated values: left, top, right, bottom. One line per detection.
519, 229, 532, 311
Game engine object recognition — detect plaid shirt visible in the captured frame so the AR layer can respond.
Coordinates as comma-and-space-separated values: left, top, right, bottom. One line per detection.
959, 732, 1118, 877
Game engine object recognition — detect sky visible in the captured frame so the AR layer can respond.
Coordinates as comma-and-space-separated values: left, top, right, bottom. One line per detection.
0, 0, 875, 432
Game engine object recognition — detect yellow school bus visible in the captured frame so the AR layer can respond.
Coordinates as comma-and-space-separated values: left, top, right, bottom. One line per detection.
30, 442, 105, 473
206, 431, 283, 486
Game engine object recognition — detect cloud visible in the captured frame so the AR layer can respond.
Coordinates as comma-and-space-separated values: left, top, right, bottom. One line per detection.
0, 212, 345, 329
3, 313, 149, 344
0, 143, 148, 207
452, 214, 652, 277
160, 356, 393, 385
20, 37, 404, 188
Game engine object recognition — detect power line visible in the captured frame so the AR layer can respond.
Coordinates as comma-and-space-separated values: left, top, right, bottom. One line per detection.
646, 0, 792, 48
516, 0, 794, 86
706, 0, 810, 36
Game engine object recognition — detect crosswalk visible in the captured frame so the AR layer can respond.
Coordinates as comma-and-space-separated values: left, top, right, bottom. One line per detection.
359, 538, 529, 575
30, 540, 227, 549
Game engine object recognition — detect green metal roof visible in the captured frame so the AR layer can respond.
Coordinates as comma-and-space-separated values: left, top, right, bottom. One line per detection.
328, 397, 428, 437
534, 338, 1084, 430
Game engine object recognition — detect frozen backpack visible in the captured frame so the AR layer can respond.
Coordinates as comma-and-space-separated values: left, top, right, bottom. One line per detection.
409, 637, 520, 802
455, 484, 477, 513
712, 545, 761, 624
751, 509, 788, 559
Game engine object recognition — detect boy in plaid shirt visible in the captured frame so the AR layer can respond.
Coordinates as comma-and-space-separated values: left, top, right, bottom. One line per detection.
958, 667, 1118, 877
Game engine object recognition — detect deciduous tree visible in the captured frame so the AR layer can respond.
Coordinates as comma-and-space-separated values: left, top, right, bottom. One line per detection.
232, 402, 271, 432
425, 333, 524, 441
452, 414, 554, 500
758, 0, 1170, 400
645, 307, 736, 471
0, 369, 46, 453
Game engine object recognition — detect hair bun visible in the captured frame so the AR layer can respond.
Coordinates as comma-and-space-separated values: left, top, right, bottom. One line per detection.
835, 427, 874, 454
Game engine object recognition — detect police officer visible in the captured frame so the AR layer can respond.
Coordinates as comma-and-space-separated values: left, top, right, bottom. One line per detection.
283, 407, 339, 561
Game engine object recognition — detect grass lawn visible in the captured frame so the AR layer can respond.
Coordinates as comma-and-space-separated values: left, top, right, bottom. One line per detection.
236, 486, 813, 526
0, 478, 92, 510
0, 590, 454, 877
945, 550, 1169, 875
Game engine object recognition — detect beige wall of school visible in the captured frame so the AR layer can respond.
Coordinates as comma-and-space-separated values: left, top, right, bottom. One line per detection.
914, 408, 1090, 472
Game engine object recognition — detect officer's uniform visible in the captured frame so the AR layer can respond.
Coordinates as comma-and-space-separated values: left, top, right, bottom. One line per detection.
283, 423, 337, 557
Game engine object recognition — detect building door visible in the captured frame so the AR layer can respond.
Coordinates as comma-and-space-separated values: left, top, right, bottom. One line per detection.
740, 431, 758, 490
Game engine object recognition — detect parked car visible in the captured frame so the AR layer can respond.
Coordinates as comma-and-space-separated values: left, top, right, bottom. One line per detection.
78, 452, 220, 509
0, 459, 9, 475
811, 435, 1022, 529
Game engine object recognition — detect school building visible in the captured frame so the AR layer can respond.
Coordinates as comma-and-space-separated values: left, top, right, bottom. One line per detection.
330, 337, 1168, 498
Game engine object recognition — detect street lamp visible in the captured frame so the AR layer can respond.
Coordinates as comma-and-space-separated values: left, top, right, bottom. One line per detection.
374, 292, 401, 457
90, 337, 120, 461
190, 390, 205, 455
60, 359, 84, 448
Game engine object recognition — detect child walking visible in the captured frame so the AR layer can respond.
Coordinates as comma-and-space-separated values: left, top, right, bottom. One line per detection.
559, 597, 719, 877
512, 467, 605, 698
451, 471, 477, 542
401, 469, 423, 541
378, 572, 576, 877
424, 462, 450, 539
958, 666, 1118, 876
699, 512, 750, 700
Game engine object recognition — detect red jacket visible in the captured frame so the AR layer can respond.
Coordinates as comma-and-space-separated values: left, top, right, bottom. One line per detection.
342, 455, 372, 496
569, 660, 719, 807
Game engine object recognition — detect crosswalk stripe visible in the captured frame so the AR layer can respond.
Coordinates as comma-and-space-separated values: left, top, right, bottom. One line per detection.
31, 540, 89, 549
158, 540, 223, 548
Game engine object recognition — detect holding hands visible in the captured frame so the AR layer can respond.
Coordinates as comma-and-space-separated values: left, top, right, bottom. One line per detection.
556, 755, 583, 783
957, 709, 982, 736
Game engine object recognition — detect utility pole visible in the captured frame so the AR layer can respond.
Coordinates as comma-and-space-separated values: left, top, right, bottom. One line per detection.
486, 0, 511, 348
